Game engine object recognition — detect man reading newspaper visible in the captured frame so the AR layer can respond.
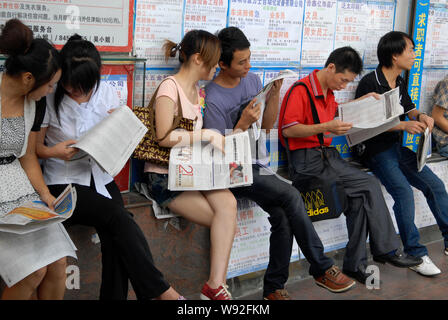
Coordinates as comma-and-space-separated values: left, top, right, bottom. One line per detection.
203, 26, 356, 299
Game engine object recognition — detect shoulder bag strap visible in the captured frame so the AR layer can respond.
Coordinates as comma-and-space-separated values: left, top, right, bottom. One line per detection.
281, 81, 324, 149
148, 77, 185, 142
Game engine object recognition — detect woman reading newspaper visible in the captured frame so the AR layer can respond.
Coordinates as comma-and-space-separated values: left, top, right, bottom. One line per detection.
0, 19, 76, 300
144, 30, 237, 300
36, 35, 184, 300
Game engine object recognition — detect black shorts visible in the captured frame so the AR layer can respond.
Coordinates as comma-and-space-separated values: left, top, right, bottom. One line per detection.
145, 172, 183, 208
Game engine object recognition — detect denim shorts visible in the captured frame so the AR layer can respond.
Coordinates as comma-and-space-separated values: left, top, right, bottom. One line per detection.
146, 172, 183, 208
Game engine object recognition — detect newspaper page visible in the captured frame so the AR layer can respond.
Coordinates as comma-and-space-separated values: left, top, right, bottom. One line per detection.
0, 223, 77, 287
338, 87, 402, 128
0, 185, 76, 235
335, 87, 404, 146
72, 106, 148, 177
252, 69, 299, 141
168, 131, 253, 191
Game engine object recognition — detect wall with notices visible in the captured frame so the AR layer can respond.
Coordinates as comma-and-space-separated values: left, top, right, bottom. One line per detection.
131, 0, 413, 278
132, 0, 410, 160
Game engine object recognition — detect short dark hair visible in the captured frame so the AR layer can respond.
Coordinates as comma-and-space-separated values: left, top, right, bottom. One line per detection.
324, 46, 363, 74
377, 31, 414, 68
0, 19, 61, 91
217, 27, 250, 67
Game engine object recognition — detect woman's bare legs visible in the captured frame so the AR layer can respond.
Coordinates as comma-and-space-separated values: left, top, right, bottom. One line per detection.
37, 258, 67, 300
1, 267, 47, 300
168, 189, 237, 288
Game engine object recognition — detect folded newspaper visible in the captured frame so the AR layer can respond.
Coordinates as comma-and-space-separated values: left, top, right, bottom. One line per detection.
168, 131, 253, 190
334, 87, 405, 146
0, 184, 76, 234
71, 106, 148, 177
417, 127, 431, 172
251, 69, 299, 141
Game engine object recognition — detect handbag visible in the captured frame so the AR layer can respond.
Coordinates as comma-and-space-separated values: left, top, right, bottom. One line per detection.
281, 81, 347, 222
133, 78, 195, 166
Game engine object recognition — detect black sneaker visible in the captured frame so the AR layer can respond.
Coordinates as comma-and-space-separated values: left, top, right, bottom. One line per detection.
373, 251, 422, 268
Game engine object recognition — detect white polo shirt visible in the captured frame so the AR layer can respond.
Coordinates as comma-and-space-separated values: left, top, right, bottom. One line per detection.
41, 82, 119, 198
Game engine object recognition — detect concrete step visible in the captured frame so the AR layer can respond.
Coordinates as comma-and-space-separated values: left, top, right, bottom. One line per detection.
62, 191, 445, 300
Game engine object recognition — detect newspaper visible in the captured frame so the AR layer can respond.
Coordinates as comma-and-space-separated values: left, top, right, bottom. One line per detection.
252, 69, 299, 141
0, 223, 77, 287
334, 87, 404, 146
417, 127, 431, 172
71, 106, 148, 177
344, 117, 400, 147
168, 131, 253, 191
134, 182, 178, 219
0, 184, 76, 234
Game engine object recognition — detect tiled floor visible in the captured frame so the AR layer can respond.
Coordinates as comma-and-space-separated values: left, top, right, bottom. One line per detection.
241, 240, 448, 300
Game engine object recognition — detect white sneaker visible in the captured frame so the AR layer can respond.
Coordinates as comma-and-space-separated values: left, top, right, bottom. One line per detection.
444, 248, 448, 256
409, 255, 441, 276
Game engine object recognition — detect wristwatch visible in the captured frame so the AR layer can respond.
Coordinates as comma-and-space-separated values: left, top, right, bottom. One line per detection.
417, 112, 427, 121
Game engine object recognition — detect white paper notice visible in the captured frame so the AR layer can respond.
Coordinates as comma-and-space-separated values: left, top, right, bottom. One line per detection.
184, 0, 228, 34
0, 0, 131, 49
133, 0, 183, 65
424, 5, 448, 67
333, 1, 369, 55
133, 68, 176, 107
228, 0, 304, 66
301, 0, 338, 67
363, 1, 396, 66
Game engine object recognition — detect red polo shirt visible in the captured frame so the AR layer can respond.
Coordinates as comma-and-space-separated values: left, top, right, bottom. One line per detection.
278, 69, 338, 151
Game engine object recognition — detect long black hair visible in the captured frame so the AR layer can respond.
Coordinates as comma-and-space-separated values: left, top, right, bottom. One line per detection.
0, 19, 61, 91
54, 34, 101, 117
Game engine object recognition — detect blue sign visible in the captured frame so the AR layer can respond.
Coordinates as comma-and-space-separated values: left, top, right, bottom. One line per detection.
403, 0, 430, 152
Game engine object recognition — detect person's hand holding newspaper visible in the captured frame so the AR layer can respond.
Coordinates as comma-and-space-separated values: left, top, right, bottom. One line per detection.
325, 119, 353, 136
38, 190, 57, 211
236, 98, 262, 131
51, 139, 79, 161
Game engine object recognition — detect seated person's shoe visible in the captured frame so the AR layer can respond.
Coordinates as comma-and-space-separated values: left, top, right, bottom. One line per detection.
263, 289, 291, 300
342, 268, 369, 284
373, 250, 422, 268
200, 283, 232, 300
409, 255, 441, 276
314, 265, 355, 293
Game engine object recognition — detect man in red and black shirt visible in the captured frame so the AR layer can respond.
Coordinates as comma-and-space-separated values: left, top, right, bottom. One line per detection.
278, 47, 422, 284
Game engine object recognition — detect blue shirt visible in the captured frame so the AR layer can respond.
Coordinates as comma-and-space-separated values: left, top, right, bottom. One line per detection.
204, 72, 271, 166
204, 72, 262, 135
